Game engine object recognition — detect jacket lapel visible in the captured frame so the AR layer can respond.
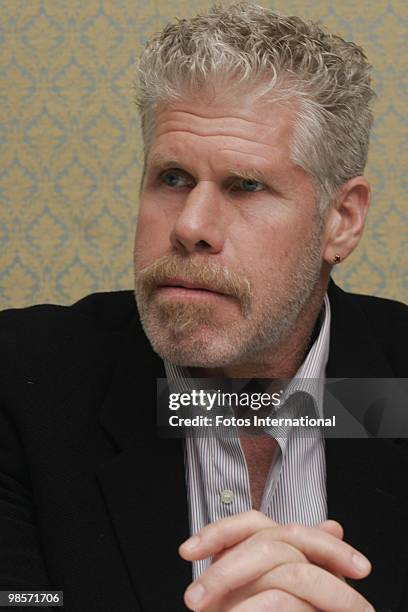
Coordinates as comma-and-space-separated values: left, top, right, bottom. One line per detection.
96, 314, 191, 611
326, 280, 408, 609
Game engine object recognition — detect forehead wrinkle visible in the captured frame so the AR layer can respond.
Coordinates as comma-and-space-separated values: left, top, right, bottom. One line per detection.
152, 129, 287, 163
154, 114, 290, 148
156, 107, 285, 131
155, 123, 276, 145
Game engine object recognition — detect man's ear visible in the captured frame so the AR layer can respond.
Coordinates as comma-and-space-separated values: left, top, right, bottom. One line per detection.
322, 176, 371, 265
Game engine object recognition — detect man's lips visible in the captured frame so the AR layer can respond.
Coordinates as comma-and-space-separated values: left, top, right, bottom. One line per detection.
156, 277, 228, 297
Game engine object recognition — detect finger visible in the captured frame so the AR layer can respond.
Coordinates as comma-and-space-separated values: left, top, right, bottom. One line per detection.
247, 563, 375, 612
316, 520, 344, 540
180, 510, 274, 560
205, 565, 374, 612
184, 538, 307, 610
180, 516, 371, 580
223, 561, 346, 606
226, 588, 316, 612
266, 525, 371, 579
310, 521, 345, 582
304, 520, 359, 584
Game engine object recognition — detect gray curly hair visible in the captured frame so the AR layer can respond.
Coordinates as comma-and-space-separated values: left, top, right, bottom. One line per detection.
135, 1, 375, 213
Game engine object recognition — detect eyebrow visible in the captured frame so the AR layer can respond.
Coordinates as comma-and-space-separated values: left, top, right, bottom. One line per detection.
147, 153, 270, 184
226, 165, 269, 183
146, 153, 183, 171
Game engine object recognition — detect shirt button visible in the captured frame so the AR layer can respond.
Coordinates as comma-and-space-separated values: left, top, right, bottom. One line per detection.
220, 489, 234, 504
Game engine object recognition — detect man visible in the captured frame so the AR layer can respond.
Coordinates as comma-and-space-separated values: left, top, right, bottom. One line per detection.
0, 3, 407, 611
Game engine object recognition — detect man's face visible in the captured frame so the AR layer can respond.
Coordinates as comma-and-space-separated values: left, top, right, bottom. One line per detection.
134, 88, 324, 368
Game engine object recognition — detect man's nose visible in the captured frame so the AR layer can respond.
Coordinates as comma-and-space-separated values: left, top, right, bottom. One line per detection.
169, 182, 225, 254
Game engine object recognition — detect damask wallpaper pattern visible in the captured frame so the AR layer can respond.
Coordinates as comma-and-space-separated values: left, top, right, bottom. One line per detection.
0, 0, 406, 308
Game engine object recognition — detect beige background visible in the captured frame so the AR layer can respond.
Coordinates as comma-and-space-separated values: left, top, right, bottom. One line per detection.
0, 0, 407, 309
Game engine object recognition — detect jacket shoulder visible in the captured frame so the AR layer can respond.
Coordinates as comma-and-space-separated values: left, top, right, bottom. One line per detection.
341, 289, 407, 336
0, 289, 136, 334
0, 290, 138, 393
330, 282, 407, 376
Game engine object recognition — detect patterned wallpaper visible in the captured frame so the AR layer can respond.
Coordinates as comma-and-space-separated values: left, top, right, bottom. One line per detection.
0, 0, 407, 309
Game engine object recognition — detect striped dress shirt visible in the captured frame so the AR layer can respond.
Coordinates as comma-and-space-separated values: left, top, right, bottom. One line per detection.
164, 293, 331, 578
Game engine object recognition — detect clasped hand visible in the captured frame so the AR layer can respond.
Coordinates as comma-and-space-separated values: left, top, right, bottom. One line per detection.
179, 511, 374, 611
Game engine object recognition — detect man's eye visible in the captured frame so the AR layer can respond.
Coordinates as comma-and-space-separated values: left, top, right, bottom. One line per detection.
233, 179, 265, 192
160, 171, 190, 188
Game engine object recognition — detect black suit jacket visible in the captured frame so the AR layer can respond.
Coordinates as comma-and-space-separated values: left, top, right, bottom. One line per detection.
0, 280, 407, 611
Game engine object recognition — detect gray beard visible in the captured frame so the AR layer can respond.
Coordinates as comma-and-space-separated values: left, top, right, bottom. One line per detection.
134, 222, 323, 369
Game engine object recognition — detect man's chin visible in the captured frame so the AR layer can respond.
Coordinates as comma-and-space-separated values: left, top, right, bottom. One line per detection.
140, 317, 238, 368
